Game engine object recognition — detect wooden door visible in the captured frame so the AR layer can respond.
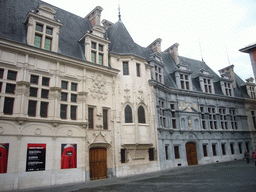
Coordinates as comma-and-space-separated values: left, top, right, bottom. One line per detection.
89, 148, 107, 180
186, 142, 198, 165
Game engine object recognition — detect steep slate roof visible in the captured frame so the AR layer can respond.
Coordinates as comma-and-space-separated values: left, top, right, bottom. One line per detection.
105, 21, 153, 60
0, 0, 92, 60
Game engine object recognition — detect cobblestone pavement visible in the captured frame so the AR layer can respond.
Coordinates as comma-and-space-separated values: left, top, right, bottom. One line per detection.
12, 160, 256, 192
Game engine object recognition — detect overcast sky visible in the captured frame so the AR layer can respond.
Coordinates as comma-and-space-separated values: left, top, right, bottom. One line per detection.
43, 0, 256, 81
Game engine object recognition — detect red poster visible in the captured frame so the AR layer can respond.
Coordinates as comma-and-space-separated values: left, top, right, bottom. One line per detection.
0, 143, 9, 174
61, 144, 77, 169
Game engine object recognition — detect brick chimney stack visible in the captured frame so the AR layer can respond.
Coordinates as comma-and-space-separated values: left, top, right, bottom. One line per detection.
85, 6, 103, 26
165, 43, 179, 64
147, 38, 162, 53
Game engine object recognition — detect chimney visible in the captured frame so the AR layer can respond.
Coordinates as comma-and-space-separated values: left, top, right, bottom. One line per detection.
85, 6, 103, 26
218, 65, 237, 89
147, 38, 162, 53
102, 19, 113, 29
165, 43, 179, 64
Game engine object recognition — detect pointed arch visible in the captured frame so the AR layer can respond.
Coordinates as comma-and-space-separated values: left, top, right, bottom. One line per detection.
138, 105, 146, 123
125, 105, 132, 123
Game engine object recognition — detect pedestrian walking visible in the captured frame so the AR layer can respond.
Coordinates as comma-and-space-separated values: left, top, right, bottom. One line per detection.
244, 150, 250, 164
252, 150, 256, 166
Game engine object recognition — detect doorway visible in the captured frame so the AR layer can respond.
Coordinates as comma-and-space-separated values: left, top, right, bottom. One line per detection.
186, 142, 198, 165
89, 148, 107, 180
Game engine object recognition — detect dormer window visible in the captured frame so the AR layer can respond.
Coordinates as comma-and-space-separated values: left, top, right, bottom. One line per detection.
155, 65, 162, 83
198, 68, 214, 94
90, 41, 105, 65
249, 86, 256, 98
25, 4, 62, 52
224, 82, 232, 96
245, 77, 256, 98
173, 63, 192, 90
180, 73, 190, 90
91, 42, 96, 49
34, 23, 53, 51
203, 78, 212, 93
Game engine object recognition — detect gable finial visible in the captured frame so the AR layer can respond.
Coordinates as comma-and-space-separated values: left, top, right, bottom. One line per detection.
118, 0, 121, 21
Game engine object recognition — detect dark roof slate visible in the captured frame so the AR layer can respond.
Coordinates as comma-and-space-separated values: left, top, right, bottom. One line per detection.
0, 0, 92, 60
106, 21, 153, 60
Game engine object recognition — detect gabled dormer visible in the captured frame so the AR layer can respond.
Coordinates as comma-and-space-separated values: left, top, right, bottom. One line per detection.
171, 62, 193, 91
219, 72, 234, 96
148, 52, 164, 84
197, 68, 215, 94
25, 4, 62, 52
79, 7, 110, 66
245, 77, 256, 98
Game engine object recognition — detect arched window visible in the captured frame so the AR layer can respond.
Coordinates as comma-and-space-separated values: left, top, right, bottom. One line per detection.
125, 105, 132, 123
138, 106, 146, 123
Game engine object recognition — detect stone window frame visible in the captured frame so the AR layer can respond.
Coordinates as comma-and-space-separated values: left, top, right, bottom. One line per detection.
200, 106, 206, 129
0, 68, 18, 115
229, 108, 238, 130
165, 145, 169, 160
221, 143, 226, 155
34, 22, 54, 51
174, 145, 180, 159
170, 103, 176, 129
230, 143, 235, 155
123, 61, 129, 75
60, 80, 78, 120
208, 106, 217, 130
251, 111, 256, 129
138, 105, 146, 124
158, 100, 166, 127
124, 105, 133, 123
136, 63, 141, 77
88, 106, 95, 129
90, 41, 104, 65
212, 143, 217, 156
28, 73, 50, 118
249, 86, 256, 98
103, 108, 108, 130
202, 144, 208, 157
154, 65, 163, 83
219, 107, 228, 130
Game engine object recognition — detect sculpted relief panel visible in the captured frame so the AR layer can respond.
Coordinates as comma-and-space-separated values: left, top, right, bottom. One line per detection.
89, 73, 108, 100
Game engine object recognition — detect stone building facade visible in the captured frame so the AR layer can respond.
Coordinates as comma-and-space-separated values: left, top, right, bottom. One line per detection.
0, 1, 159, 190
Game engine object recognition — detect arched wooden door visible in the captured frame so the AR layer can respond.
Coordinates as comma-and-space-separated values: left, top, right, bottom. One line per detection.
186, 142, 198, 165
89, 148, 107, 180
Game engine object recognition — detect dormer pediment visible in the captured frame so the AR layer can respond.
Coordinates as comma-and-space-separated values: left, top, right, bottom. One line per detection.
91, 25, 106, 38
198, 68, 213, 78
173, 63, 192, 74
37, 4, 56, 20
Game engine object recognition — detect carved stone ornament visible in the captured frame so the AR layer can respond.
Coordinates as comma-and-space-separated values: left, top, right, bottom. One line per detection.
67, 130, 73, 136
179, 101, 184, 110
89, 73, 108, 100
124, 84, 130, 101
0, 127, 3, 134
34, 128, 42, 135
138, 87, 144, 103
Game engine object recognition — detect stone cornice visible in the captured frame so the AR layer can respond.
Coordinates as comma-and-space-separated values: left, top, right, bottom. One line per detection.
149, 79, 245, 102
